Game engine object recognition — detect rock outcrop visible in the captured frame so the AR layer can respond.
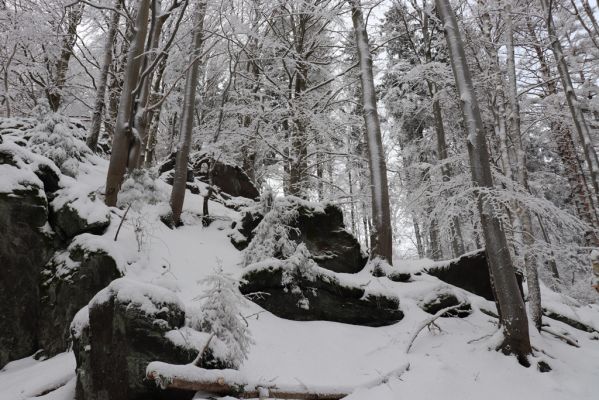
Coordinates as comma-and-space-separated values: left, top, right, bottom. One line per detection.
418, 288, 472, 318
232, 200, 367, 274
38, 236, 122, 357
50, 195, 111, 240
240, 259, 403, 327
0, 144, 59, 368
73, 279, 226, 400
425, 250, 523, 301
158, 151, 259, 200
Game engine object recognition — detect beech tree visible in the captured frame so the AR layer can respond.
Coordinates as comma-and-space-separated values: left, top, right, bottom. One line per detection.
434, 0, 532, 360
349, 0, 394, 264
170, 1, 207, 225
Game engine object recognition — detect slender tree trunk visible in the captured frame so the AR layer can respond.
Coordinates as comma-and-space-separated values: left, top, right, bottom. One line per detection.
540, 0, 599, 201
47, 4, 84, 112
527, 17, 599, 238
436, 0, 531, 360
143, 57, 168, 167
504, 4, 542, 330
350, 0, 393, 264
87, 0, 121, 152
413, 217, 425, 259
131, 0, 168, 167
170, 2, 206, 225
431, 85, 465, 257
104, 0, 151, 206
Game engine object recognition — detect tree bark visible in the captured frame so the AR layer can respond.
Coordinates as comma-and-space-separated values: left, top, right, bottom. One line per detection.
131, 0, 169, 167
435, 0, 531, 360
104, 0, 151, 206
170, 2, 206, 225
87, 0, 121, 152
540, 0, 599, 203
350, 0, 393, 264
504, 4, 542, 330
46, 4, 84, 112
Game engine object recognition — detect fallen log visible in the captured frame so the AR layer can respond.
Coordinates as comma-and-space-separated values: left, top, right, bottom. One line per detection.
146, 361, 410, 399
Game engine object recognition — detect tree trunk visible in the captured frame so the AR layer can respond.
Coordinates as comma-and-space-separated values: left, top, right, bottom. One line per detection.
504, 4, 542, 330
131, 0, 168, 167
350, 0, 393, 264
435, 0, 531, 360
47, 4, 84, 112
431, 85, 465, 257
170, 2, 206, 225
87, 0, 121, 152
104, 0, 151, 206
526, 17, 599, 239
540, 0, 599, 202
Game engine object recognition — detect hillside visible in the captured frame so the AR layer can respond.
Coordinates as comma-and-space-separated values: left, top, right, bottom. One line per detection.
1, 117, 598, 400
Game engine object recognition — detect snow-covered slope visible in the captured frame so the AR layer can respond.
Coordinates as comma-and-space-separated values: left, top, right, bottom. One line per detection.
1, 123, 599, 400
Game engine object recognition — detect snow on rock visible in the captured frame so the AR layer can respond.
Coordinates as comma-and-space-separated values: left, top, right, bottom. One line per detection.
89, 277, 185, 316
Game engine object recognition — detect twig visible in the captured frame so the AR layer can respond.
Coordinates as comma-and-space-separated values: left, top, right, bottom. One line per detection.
114, 203, 132, 241
193, 333, 215, 367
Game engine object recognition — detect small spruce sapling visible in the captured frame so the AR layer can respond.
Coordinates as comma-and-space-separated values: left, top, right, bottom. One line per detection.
193, 264, 253, 369
116, 170, 166, 250
243, 190, 299, 267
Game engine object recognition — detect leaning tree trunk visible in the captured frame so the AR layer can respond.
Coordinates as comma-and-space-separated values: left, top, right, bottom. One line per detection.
104, 0, 151, 206
504, 4, 541, 330
170, 2, 206, 225
540, 0, 599, 202
435, 0, 531, 360
349, 0, 393, 265
87, 0, 121, 152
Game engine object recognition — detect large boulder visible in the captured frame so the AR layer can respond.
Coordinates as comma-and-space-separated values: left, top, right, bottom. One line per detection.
158, 152, 259, 200
232, 200, 367, 274
418, 287, 472, 318
425, 250, 523, 301
50, 193, 111, 240
240, 256, 403, 327
38, 235, 122, 357
191, 153, 259, 199
73, 278, 224, 400
0, 144, 58, 368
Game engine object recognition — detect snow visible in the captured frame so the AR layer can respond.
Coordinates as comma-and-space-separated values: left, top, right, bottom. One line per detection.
0, 353, 75, 400
2, 134, 599, 400
89, 277, 185, 316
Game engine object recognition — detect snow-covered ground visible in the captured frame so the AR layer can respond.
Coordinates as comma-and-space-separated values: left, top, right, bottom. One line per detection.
1, 138, 599, 400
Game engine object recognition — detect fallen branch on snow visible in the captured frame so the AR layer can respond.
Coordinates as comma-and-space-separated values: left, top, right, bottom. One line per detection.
541, 327, 580, 348
406, 304, 465, 353
146, 361, 410, 399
